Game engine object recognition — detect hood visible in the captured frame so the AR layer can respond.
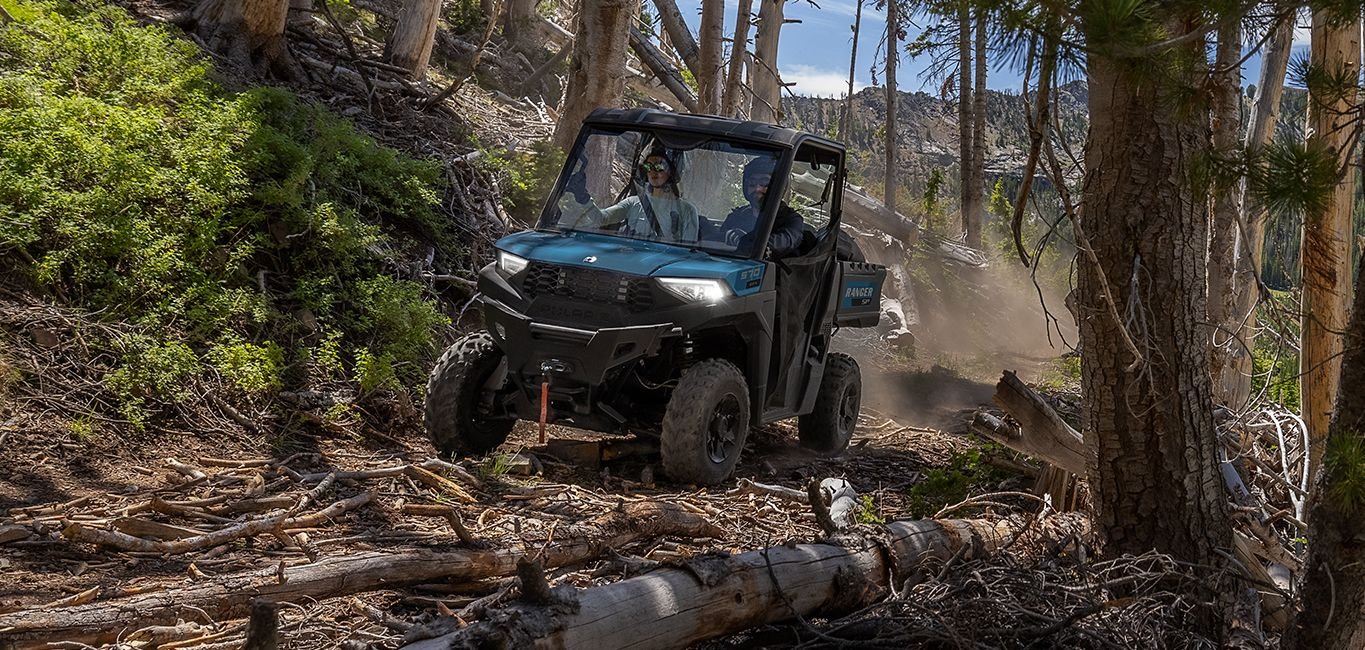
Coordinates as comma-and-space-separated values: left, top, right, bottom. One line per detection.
498, 230, 709, 276
497, 230, 766, 296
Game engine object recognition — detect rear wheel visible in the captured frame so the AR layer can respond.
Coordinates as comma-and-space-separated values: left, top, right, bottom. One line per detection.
424, 331, 516, 457
661, 359, 750, 486
798, 353, 861, 455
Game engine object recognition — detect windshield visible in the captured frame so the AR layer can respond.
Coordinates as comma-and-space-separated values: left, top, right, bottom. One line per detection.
538, 128, 786, 257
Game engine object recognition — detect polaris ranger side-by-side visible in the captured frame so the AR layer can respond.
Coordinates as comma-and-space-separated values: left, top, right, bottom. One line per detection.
425, 109, 887, 484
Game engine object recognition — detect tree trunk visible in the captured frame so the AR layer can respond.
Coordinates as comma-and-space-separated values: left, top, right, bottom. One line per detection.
650, 0, 701, 78
956, 2, 973, 241
504, 0, 536, 52
413, 515, 1089, 650
553, 0, 636, 150
1300, 10, 1358, 478
1287, 239, 1365, 649
981, 370, 1085, 476
882, 0, 897, 214
385, 0, 441, 79
1079, 12, 1232, 631
720, 0, 753, 117
748, 0, 784, 123
1226, 16, 1294, 409
189, 0, 296, 78
967, 7, 986, 249
1207, 20, 1243, 403
839, 0, 863, 142
0, 502, 718, 648
696, 0, 724, 113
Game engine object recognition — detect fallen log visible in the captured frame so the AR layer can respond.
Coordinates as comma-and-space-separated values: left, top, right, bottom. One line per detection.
411, 513, 1089, 650
982, 370, 1086, 476
0, 502, 720, 648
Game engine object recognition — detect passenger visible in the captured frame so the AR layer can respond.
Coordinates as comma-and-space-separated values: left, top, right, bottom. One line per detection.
559, 148, 700, 243
718, 157, 804, 258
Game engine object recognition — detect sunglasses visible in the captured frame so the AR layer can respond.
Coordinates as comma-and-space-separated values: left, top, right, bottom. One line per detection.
746, 175, 772, 188
640, 161, 670, 173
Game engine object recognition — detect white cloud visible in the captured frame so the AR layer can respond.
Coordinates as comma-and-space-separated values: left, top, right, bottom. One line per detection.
784, 64, 864, 97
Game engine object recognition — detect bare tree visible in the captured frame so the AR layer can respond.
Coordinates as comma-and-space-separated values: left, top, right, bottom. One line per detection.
651, 0, 701, 78
697, 0, 725, 112
749, 0, 785, 123
1223, 15, 1294, 408
553, 0, 636, 150
883, 0, 897, 214
386, 0, 442, 79
967, 6, 985, 248
720, 0, 754, 117
956, 2, 974, 242
1301, 8, 1359, 476
839, 0, 863, 142
1206, 19, 1242, 400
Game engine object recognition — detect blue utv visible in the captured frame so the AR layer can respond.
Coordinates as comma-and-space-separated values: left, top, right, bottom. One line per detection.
425, 108, 887, 485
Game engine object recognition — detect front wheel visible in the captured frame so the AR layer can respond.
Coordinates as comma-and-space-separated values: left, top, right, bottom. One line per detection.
798, 353, 861, 456
424, 331, 516, 457
661, 359, 750, 486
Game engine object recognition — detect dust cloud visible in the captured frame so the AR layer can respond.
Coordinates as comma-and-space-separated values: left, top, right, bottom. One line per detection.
837, 252, 1077, 430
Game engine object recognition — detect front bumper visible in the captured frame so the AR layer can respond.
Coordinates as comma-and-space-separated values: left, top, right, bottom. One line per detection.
482, 295, 675, 429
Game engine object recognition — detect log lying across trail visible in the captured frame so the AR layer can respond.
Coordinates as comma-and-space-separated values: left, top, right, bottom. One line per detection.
0, 502, 720, 649
413, 513, 1089, 650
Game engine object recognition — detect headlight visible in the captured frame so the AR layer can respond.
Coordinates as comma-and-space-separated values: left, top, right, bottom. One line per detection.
497, 250, 528, 275
657, 277, 730, 304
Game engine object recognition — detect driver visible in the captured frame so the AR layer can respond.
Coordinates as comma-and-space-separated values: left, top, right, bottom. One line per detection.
718, 157, 804, 258
559, 148, 700, 243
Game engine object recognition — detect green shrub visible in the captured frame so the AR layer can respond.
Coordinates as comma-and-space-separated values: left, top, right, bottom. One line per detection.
906, 447, 1010, 519
0, 1, 457, 414
209, 338, 285, 394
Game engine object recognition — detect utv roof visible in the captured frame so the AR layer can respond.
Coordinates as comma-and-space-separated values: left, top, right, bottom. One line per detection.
584, 108, 844, 152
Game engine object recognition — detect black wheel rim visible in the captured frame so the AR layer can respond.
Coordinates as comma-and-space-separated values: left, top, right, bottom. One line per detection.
838, 383, 860, 436
706, 393, 743, 464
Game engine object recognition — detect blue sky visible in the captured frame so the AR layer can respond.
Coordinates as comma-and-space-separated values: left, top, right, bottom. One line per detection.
672, 1, 1312, 97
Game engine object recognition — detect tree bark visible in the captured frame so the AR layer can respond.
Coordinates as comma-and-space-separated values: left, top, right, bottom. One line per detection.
1207, 20, 1243, 403
385, 0, 442, 79
720, 0, 753, 117
1300, 9, 1358, 478
1078, 10, 1233, 630
967, 6, 986, 249
956, 3, 973, 242
1226, 16, 1294, 409
411, 515, 1089, 650
650, 0, 701, 78
189, 0, 297, 78
553, 0, 636, 150
882, 0, 897, 215
748, 0, 784, 123
1287, 232, 1365, 650
0, 502, 718, 648
696, 0, 724, 113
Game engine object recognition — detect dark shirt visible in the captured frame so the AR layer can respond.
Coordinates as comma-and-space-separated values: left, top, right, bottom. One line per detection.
720, 202, 805, 257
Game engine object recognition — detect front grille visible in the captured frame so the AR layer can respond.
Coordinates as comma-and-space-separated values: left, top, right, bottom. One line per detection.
522, 263, 655, 312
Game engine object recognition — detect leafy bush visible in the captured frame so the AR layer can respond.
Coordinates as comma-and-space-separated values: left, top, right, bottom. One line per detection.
0, 2, 454, 420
